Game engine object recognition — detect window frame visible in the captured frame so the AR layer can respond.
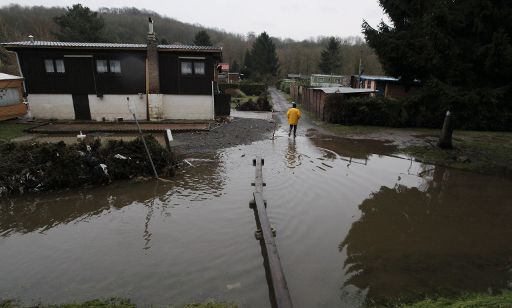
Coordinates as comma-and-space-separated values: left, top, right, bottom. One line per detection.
96, 59, 122, 74
180, 59, 207, 76
44, 59, 65, 74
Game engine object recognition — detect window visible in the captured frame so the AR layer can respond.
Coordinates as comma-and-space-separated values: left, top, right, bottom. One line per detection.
45, 59, 65, 73
181, 61, 193, 75
181, 60, 206, 75
96, 59, 121, 74
110, 60, 121, 73
55, 59, 65, 73
44, 59, 54, 73
96, 60, 108, 73
194, 62, 205, 75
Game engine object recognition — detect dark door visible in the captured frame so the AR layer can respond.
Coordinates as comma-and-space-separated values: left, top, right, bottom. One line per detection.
65, 56, 95, 120
65, 56, 95, 94
72, 94, 91, 120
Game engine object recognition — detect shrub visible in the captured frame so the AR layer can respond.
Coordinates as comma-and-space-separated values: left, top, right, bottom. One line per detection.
237, 91, 272, 111
0, 136, 177, 197
219, 82, 267, 96
324, 95, 408, 127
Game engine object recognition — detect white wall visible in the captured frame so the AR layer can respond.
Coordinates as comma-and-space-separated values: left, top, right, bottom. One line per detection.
163, 95, 214, 120
88, 94, 146, 121
27, 94, 75, 119
26, 93, 214, 121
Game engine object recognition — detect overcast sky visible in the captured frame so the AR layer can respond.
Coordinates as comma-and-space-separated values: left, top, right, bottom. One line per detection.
8, 0, 387, 40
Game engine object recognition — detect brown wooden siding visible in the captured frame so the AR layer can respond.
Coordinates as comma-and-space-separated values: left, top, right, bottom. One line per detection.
0, 79, 26, 120
158, 52, 217, 95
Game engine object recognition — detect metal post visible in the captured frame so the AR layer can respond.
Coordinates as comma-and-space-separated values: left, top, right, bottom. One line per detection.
128, 97, 159, 178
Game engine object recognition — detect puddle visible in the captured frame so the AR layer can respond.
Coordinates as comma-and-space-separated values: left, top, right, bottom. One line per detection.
1, 127, 512, 307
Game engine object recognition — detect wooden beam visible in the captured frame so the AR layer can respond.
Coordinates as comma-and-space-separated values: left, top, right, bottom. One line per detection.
252, 156, 293, 308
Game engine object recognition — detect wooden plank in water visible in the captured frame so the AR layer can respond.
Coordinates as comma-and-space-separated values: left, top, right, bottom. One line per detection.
253, 156, 293, 308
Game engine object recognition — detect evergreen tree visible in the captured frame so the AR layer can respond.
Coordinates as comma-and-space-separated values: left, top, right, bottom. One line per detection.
363, 0, 512, 88
363, 0, 512, 130
318, 37, 343, 74
248, 32, 279, 81
193, 30, 212, 46
231, 59, 240, 72
53, 4, 105, 42
241, 49, 253, 79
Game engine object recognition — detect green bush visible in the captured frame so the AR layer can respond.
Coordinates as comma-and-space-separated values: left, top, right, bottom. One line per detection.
322, 80, 512, 131
325, 95, 408, 127
404, 80, 512, 130
237, 91, 272, 111
0, 136, 177, 197
219, 82, 267, 96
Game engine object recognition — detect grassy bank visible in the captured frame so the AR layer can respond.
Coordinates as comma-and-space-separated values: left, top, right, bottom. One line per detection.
401, 291, 512, 307
317, 120, 512, 177
0, 122, 34, 141
0, 298, 237, 308
404, 130, 512, 176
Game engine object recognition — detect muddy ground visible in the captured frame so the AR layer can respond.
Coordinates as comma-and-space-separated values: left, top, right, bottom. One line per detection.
171, 117, 276, 155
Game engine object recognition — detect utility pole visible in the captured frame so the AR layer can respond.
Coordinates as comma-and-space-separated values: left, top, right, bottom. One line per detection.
358, 49, 363, 88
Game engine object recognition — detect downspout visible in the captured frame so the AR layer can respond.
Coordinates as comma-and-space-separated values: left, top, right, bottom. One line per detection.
145, 58, 150, 121
211, 81, 215, 120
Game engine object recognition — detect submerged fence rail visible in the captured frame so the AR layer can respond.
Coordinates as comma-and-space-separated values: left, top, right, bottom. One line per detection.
250, 156, 293, 308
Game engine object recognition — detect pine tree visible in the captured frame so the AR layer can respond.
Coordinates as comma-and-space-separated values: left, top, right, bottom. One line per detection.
53, 4, 105, 42
241, 49, 253, 79
231, 59, 240, 72
362, 0, 512, 130
248, 32, 279, 81
318, 37, 342, 74
363, 0, 512, 88
193, 30, 212, 46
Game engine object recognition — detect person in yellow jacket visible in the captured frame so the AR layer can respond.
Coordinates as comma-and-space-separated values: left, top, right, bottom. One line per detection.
287, 103, 301, 138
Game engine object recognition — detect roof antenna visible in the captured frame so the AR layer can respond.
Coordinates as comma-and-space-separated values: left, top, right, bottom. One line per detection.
28, 35, 34, 43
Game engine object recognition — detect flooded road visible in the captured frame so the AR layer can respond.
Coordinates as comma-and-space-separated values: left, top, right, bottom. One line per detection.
1, 90, 512, 307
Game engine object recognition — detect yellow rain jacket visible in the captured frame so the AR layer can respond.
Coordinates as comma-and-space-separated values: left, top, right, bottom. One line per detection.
287, 107, 301, 125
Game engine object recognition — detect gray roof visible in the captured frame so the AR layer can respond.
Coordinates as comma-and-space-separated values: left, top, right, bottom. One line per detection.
313, 87, 375, 94
359, 75, 399, 82
1, 41, 222, 52
0, 73, 23, 80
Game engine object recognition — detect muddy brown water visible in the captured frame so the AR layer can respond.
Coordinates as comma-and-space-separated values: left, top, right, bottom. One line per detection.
1, 127, 512, 307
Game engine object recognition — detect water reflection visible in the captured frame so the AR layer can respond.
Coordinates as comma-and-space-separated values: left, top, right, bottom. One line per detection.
340, 166, 512, 305
0, 156, 225, 237
307, 129, 396, 160
285, 139, 301, 168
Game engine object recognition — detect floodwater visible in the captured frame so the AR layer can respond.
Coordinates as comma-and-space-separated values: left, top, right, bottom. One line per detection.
1, 126, 512, 307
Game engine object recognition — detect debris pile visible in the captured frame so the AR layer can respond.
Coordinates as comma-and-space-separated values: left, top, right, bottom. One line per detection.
0, 136, 177, 197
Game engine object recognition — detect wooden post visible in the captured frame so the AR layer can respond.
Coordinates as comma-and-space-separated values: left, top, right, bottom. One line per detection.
164, 129, 173, 153
252, 156, 293, 308
438, 110, 453, 149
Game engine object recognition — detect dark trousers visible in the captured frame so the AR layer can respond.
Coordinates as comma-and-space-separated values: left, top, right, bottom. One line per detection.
289, 124, 297, 137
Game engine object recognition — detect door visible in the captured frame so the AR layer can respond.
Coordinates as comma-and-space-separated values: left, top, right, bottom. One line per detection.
65, 56, 95, 120
72, 94, 91, 120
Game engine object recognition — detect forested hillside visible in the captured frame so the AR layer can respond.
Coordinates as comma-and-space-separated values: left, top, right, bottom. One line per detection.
0, 4, 382, 77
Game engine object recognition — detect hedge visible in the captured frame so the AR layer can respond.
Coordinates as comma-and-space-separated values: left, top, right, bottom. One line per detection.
0, 136, 177, 197
218, 82, 267, 96
323, 80, 512, 131
324, 95, 408, 127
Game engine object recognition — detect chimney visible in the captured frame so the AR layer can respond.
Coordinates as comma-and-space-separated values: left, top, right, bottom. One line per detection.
28, 35, 34, 43
146, 17, 160, 94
